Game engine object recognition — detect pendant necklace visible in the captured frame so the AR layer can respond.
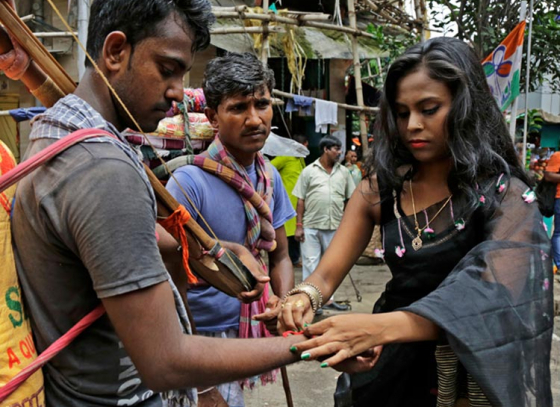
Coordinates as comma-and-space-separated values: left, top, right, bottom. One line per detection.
409, 179, 453, 251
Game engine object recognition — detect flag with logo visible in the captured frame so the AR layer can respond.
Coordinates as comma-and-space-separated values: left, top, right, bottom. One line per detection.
482, 21, 526, 111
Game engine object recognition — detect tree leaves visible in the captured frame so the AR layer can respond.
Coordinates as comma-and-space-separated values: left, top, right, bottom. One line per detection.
428, 0, 560, 92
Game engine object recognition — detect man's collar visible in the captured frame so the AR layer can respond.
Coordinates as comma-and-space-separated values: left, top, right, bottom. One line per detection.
312, 158, 340, 171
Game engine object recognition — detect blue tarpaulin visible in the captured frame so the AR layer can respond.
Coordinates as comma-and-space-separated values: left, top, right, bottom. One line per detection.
8, 107, 46, 122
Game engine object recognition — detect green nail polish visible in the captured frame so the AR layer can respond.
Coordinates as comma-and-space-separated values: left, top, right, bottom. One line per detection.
301, 352, 311, 360
320, 362, 328, 368
303, 323, 309, 327
289, 346, 297, 353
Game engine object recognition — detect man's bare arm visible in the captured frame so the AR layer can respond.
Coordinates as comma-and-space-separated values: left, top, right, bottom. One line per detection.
102, 281, 303, 392
294, 198, 305, 242
544, 171, 560, 183
268, 225, 294, 298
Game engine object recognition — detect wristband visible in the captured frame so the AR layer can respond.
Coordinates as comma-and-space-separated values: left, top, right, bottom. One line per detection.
296, 222, 303, 227
282, 330, 305, 338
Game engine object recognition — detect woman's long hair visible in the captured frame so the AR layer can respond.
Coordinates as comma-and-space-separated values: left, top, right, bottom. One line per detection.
365, 37, 529, 211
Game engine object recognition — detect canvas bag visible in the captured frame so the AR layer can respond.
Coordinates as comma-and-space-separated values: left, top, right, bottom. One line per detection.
0, 138, 45, 406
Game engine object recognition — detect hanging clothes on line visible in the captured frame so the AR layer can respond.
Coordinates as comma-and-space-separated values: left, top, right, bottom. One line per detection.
315, 99, 338, 133
285, 95, 314, 115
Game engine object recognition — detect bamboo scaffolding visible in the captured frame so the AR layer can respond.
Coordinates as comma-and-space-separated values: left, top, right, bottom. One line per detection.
348, 0, 370, 152
212, 9, 378, 40
211, 26, 284, 35
272, 89, 378, 113
213, 6, 331, 21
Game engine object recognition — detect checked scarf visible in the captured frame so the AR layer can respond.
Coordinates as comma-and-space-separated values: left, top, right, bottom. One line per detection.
194, 136, 278, 387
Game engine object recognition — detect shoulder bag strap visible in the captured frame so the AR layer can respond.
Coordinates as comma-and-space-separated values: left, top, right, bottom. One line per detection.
0, 128, 116, 193
0, 128, 116, 402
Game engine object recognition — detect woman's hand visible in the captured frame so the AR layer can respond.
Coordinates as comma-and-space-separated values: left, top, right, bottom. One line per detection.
220, 241, 270, 304
291, 312, 438, 367
277, 293, 315, 334
291, 314, 390, 367
330, 346, 383, 374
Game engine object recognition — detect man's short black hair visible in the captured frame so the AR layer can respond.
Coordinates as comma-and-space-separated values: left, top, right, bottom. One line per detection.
319, 136, 342, 152
202, 52, 276, 110
86, 0, 214, 68
294, 134, 307, 145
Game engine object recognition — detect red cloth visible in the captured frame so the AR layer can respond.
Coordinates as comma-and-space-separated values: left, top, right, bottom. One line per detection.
157, 205, 196, 284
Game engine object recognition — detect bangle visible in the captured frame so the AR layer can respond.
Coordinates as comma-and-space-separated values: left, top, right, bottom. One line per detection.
296, 222, 303, 227
283, 282, 324, 314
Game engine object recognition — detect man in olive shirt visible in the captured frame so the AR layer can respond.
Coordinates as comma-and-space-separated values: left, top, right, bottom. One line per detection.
292, 136, 355, 311
271, 134, 308, 266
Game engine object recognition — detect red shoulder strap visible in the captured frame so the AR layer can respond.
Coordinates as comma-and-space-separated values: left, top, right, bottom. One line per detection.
0, 128, 116, 193
0, 128, 114, 402
0, 305, 105, 403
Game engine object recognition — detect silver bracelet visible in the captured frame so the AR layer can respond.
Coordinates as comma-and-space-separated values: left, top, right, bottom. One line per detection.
284, 282, 324, 314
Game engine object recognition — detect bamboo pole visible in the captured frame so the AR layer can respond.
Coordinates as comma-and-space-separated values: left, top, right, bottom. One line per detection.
0, 26, 65, 107
32, 31, 77, 38
261, 0, 270, 65
0, 0, 75, 94
299, 20, 377, 39
212, 10, 331, 23
348, 0, 370, 152
210, 26, 284, 35
521, 0, 534, 167
213, 6, 331, 21
272, 89, 378, 113
212, 10, 379, 39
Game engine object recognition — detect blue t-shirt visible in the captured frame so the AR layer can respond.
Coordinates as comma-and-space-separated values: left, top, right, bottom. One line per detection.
166, 162, 295, 332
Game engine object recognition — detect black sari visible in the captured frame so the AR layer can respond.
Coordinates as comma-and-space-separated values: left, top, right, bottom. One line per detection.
349, 175, 553, 407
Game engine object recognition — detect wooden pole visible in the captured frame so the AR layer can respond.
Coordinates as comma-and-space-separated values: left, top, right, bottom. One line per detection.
211, 10, 380, 39
0, 26, 65, 107
272, 89, 378, 113
213, 6, 332, 21
522, 0, 534, 167
261, 0, 270, 65
0, 0, 75, 94
348, 0, 370, 153
509, 2, 527, 141
211, 26, 284, 35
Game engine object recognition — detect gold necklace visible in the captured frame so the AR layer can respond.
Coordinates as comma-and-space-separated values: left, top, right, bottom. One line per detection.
409, 179, 453, 251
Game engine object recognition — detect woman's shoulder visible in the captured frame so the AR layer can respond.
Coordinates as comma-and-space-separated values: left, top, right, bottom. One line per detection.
478, 173, 532, 210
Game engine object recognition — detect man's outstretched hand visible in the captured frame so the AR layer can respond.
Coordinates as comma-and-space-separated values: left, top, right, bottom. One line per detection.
252, 295, 282, 335
220, 241, 270, 304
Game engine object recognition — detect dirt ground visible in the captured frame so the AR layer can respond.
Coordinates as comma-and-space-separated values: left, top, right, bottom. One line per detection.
244, 263, 560, 407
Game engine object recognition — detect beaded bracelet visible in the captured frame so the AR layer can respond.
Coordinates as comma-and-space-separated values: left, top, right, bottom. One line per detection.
283, 282, 324, 314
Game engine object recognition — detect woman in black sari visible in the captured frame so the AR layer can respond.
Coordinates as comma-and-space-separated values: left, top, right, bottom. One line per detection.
278, 37, 553, 407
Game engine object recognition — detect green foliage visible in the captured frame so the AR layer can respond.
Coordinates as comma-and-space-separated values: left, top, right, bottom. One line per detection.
427, 0, 560, 92
366, 24, 419, 60
527, 108, 544, 134
362, 23, 419, 87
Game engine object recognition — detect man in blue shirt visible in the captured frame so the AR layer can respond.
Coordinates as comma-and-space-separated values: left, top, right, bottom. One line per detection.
166, 52, 295, 405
